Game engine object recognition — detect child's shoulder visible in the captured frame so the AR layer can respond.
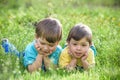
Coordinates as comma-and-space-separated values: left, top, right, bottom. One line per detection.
25, 41, 35, 51
61, 47, 69, 55
60, 47, 71, 59
55, 45, 62, 52
56, 45, 62, 50
88, 48, 94, 56
26, 41, 34, 48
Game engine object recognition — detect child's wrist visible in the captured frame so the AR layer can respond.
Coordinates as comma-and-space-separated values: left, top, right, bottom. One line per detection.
70, 58, 77, 66
37, 54, 43, 59
81, 59, 87, 63
70, 55, 76, 60
38, 51, 43, 55
72, 58, 77, 62
43, 56, 49, 60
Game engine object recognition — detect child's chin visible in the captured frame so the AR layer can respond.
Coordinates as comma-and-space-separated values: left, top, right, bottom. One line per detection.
74, 55, 82, 59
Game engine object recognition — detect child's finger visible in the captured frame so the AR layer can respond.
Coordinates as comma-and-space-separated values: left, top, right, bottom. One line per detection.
82, 53, 88, 60
36, 39, 40, 45
68, 49, 72, 55
34, 43, 41, 51
35, 43, 39, 48
85, 52, 88, 57
35, 39, 39, 43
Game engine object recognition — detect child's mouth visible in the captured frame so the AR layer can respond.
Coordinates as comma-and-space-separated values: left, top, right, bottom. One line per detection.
75, 52, 82, 56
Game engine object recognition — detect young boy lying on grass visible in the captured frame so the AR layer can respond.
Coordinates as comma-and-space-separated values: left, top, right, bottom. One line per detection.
59, 23, 95, 71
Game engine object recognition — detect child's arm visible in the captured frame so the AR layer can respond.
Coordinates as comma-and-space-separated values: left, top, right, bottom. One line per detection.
27, 40, 44, 73
81, 51, 95, 70
59, 48, 77, 71
66, 58, 77, 70
81, 60, 89, 70
65, 49, 77, 70
28, 54, 43, 73
43, 56, 57, 70
59, 52, 70, 68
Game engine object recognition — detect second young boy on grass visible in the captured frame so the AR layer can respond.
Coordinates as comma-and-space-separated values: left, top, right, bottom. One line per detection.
59, 23, 95, 71
24, 18, 62, 73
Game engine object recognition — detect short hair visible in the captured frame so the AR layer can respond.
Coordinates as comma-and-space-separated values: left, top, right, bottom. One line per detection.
67, 23, 92, 44
35, 18, 62, 43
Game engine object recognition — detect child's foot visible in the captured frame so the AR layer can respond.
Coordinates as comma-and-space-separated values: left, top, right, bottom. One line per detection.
1, 38, 20, 57
1, 38, 9, 53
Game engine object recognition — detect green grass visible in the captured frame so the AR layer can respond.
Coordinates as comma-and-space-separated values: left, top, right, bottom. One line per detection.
0, 0, 120, 80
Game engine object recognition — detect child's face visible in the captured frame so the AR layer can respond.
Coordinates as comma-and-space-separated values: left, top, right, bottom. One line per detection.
68, 37, 90, 58
36, 37, 59, 56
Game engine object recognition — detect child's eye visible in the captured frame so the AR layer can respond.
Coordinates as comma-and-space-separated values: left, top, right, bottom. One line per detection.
49, 45, 54, 47
82, 44, 87, 46
41, 43, 45, 45
73, 43, 77, 45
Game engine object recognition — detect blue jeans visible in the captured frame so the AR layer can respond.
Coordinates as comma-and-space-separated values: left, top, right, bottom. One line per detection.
1, 39, 24, 58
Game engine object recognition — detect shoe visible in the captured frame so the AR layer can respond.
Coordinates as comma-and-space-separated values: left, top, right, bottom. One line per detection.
1, 38, 20, 57
2, 38, 9, 53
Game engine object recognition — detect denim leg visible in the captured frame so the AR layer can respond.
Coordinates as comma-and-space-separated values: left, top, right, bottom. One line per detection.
1, 38, 20, 57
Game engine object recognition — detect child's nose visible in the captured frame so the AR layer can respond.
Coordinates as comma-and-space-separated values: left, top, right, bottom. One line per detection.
76, 46, 82, 51
44, 45, 49, 51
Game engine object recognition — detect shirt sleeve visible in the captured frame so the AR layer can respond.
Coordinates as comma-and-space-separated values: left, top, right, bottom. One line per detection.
90, 44, 97, 56
49, 45, 62, 65
59, 48, 71, 68
23, 43, 37, 67
87, 49, 95, 65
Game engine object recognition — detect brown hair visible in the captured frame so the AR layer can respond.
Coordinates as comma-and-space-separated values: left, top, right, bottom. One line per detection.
35, 18, 62, 43
67, 23, 92, 44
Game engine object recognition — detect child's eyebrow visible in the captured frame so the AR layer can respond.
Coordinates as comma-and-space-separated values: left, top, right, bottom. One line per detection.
38, 39, 45, 43
39, 39, 56, 45
49, 43, 56, 45
72, 41, 89, 44
80, 42, 89, 44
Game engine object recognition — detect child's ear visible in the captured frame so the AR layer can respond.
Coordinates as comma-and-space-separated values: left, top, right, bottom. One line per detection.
67, 41, 70, 44
56, 41, 59, 45
89, 42, 92, 46
35, 33, 39, 39
67, 41, 70, 46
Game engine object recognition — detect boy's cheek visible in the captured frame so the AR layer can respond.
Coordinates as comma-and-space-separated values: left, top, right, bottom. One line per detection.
49, 50, 53, 54
50, 46, 56, 51
35, 43, 40, 48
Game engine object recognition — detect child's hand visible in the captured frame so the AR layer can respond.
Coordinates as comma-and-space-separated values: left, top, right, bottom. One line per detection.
35, 39, 43, 55
35, 43, 40, 51
66, 58, 77, 70
81, 52, 88, 61
68, 49, 76, 59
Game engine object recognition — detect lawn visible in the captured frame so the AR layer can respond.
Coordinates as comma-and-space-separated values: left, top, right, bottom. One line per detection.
0, 0, 120, 80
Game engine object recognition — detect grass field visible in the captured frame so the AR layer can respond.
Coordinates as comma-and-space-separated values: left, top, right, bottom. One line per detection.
0, 0, 120, 80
